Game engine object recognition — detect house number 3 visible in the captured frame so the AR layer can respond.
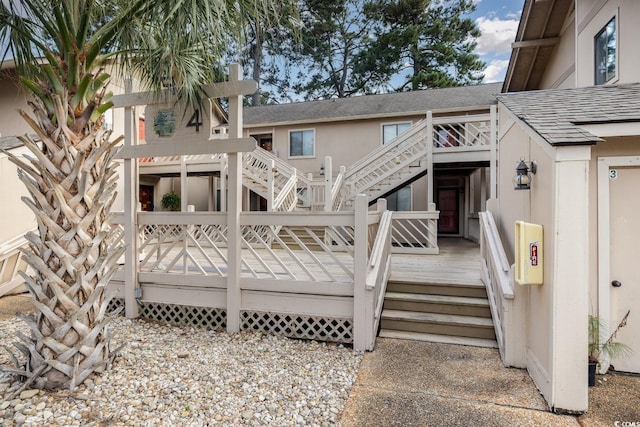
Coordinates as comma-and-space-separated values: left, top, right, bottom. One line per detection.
609, 169, 618, 180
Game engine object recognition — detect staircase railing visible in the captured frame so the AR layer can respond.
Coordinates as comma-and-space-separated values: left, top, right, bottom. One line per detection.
479, 211, 523, 367
342, 120, 430, 206
242, 148, 300, 212
366, 210, 393, 344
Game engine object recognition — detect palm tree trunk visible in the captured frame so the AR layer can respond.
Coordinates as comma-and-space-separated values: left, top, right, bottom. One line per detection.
5, 93, 125, 390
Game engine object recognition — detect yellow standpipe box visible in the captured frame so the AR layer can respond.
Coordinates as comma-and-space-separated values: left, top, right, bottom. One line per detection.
515, 221, 543, 285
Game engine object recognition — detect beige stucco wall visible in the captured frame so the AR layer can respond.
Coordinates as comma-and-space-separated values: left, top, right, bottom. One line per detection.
576, 0, 640, 87
538, 8, 577, 89
0, 71, 33, 137
0, 146, 37, 243
496, 103, 591, 412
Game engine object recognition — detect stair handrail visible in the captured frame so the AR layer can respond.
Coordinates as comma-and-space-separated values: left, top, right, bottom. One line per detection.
330, 168, 345, 211
342, 120, 430, 203
479, 210, 517, 365
366, 210, 393, 345
0, 233, 31, 259
273, 170, 299, 211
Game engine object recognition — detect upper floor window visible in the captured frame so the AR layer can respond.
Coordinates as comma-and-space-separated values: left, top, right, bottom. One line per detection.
289, 129, 315, 158
595, 17, 617, 85
382, 122, 411, 144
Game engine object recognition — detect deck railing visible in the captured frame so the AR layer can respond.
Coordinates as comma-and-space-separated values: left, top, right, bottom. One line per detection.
390, 209, 440, 254
432, 114, 492, 151
479, 211, 523, 367
109, 194, 389, 351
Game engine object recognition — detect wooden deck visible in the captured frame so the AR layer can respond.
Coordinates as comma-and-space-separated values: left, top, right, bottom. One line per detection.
390, 237, 481, 285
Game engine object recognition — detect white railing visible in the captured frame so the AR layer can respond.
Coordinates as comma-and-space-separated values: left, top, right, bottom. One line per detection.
432, 114, 492, 151
365, 210, 393, 347
109, 194, 391, 351
343, 120, 430, 205
390, 210, 440, 254
479, 211, 523, 367
0, 234, 31, 297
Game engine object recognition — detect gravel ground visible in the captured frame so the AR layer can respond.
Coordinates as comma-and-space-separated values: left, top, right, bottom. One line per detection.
0, 296, 362, 426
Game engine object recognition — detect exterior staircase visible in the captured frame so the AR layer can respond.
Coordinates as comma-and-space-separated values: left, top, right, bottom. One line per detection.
379, 238, 497, 348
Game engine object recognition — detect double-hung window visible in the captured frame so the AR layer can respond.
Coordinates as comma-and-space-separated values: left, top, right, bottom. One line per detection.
595, 17, 617, 85
289, 129, 315, 158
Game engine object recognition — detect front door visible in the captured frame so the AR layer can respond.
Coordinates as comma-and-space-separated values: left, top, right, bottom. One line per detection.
599, 158, 640, 373
437, 188, 459, 234
607, 166, 639, 372
139, 185, 154, 211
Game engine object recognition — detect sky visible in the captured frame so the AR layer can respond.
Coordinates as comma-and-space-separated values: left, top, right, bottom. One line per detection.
471, 0, 523, 83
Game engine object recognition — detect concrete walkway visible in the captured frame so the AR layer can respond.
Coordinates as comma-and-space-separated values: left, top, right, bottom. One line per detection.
340, 338, 579, 426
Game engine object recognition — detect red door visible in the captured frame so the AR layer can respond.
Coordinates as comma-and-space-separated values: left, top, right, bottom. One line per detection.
139, 185, 154, 211
437, 189, 459, 234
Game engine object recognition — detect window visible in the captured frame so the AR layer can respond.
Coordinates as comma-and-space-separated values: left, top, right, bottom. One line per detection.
289, 129, 315, 157
595, 17, 617, 85
382, 122, 411, 145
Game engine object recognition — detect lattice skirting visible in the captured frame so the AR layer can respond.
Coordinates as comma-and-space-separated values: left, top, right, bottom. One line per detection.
107, 298, 124, 314
241, 311, 353, 344
140, 303, 227, 330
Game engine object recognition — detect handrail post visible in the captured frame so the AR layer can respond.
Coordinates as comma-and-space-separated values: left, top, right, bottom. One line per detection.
428, 202, 438, 251
324, 156, 333, 212
353, 194, 369, 351
490, 104, 497, 199
307, 173, 313, 209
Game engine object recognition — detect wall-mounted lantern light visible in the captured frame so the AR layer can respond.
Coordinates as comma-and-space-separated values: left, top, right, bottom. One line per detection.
513, 160, 537, 190
320, 163, 325, 176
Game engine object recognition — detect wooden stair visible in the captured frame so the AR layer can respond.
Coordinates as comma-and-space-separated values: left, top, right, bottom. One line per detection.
380, 277, 497, 348
274, 226, 325, 251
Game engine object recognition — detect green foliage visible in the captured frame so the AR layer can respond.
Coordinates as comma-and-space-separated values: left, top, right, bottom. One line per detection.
588, 310, 632, 365
368, 0, 485, 90
161, 191, 181, 211
251, 0, 485, 102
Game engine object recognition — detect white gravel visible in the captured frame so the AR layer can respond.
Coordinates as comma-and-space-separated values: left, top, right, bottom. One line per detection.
0, 317, 362, 426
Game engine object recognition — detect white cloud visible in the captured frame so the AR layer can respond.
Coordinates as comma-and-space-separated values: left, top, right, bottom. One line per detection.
483, 59, 510, 83
475, 16, 519, 56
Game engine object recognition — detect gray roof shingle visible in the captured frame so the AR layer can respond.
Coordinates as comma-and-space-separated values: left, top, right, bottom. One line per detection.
244, 83, 501, 126
496, 83, 640, 146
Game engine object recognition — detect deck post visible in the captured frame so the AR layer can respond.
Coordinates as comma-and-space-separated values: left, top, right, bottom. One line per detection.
180, 156, 188, 211
123, 79, 139, 318
226, 64, 243, 332
353, 194, 369, 351
489, 104, 497, 199
324, 156, 333, 212
220, 155, 227, 212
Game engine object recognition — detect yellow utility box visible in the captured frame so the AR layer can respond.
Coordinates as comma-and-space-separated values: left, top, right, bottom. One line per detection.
515, 221, 543, 285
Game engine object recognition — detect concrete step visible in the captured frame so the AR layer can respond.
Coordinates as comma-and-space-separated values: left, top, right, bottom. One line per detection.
387, 279, 487, 299
380, 309, 496, 340
384, 292, 491, 317
379, 329, 498, 348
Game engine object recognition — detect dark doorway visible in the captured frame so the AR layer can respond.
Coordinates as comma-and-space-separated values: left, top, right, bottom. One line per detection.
437, 188, 459, 234
139, 185, 154, 211
252, 133, 273, 152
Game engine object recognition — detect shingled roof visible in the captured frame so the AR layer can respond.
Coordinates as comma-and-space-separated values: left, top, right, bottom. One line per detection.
244, 82, 501, 126
496, 83, 640, 146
